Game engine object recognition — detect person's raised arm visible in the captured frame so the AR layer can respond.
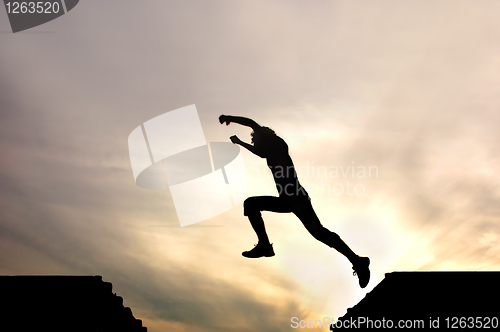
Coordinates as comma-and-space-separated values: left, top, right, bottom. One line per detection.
219, 115, 262, 131
229, 135, 266, 158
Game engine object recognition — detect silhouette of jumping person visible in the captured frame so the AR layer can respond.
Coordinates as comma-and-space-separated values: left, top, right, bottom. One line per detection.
219, 115, 371, 288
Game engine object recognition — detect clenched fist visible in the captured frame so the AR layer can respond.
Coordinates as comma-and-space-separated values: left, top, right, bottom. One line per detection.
219, 115, 231, 125
230, 135, 242, 144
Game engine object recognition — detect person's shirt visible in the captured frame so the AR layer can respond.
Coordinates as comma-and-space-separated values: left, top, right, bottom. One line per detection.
257, 135, 309, 199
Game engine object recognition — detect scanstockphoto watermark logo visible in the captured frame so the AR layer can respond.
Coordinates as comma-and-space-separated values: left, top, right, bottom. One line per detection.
250, 161, 379, 197
3, 0, 79, 33
128, 105, 247, 227
291, 316, 429, 329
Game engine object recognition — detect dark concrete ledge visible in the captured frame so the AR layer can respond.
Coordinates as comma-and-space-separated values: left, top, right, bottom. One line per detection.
0, 275, 147, 332
331, 271, 500, 331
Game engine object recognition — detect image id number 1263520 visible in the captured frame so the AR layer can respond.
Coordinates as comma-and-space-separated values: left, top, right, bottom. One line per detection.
5, 2, 60, 14
445, 317, 498, 329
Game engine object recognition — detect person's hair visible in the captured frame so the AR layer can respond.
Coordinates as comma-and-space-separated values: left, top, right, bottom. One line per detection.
251, 126, 276, 138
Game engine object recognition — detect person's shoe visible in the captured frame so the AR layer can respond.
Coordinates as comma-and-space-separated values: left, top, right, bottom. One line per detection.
242, 242, 275, 258
352, 256, 370, 288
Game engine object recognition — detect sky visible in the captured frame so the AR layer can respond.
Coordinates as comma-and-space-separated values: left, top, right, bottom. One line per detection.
1, 1, 500, 331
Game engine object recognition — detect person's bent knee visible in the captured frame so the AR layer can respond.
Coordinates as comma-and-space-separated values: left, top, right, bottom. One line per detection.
243, 197, 261, 217
307, 225, 324, 239
322, 231, 342, 247
310, 227, 339, 243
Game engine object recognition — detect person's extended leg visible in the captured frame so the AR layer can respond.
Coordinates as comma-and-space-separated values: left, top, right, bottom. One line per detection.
242, 196, 292, 258
293, 199, 370, 288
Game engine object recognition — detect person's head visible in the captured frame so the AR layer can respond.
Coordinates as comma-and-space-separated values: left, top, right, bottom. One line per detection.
251, 127, 276, 146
